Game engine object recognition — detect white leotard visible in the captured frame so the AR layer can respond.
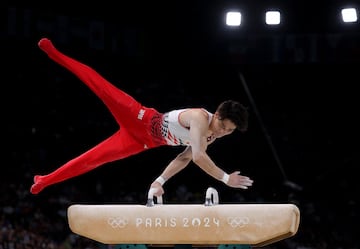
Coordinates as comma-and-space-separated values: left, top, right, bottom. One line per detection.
161, 108, 213, 146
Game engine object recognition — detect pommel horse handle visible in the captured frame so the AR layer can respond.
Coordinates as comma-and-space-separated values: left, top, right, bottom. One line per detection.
146, 187, 163, 206
147, 187, 218, 207
205, 187, 219, 206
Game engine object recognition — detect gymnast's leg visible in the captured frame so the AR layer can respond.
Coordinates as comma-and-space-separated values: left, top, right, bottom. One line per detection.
31, 38, 161, 194
30, 130, 145, 194
38, 37, 142, 126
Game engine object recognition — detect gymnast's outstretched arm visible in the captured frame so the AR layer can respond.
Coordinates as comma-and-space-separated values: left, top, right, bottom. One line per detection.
186, 110, 253, 189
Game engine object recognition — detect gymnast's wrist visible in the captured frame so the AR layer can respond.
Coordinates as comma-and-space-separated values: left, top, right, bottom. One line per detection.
155, 176, 166, 186
221, 173, 230, 184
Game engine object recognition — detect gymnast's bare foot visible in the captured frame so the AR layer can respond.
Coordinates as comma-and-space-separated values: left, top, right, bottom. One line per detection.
38, 38, 55, 53
30, 175, 45, 194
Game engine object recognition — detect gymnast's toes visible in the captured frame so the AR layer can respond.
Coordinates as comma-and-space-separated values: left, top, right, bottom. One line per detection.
38, 38, 54, 52
30, 175, 44, 194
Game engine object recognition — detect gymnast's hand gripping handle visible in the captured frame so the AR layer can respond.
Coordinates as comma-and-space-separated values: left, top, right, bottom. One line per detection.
146, 187, 163, 207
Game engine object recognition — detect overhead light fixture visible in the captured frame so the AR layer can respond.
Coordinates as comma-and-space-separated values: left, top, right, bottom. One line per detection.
266, 10, 281, 25
226, 11, 242, 26
341, 7, 358, 23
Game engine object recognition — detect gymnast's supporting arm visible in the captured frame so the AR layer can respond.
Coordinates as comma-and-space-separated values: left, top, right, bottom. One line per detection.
150, 146, 193, 196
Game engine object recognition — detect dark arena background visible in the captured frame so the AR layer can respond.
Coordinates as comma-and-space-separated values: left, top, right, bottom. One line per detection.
2, 1, 359, 248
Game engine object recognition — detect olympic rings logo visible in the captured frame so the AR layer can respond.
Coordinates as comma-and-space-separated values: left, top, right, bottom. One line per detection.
227, 217, 250, 228
107, 217, 129, 228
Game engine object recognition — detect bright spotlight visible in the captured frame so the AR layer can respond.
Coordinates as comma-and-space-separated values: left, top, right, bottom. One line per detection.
341, 7, 358, 23
266, 10, 281, 25
226, 11, 242, 26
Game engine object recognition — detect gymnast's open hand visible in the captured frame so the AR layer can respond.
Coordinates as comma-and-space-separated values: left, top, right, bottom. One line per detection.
227, 171, 254, 189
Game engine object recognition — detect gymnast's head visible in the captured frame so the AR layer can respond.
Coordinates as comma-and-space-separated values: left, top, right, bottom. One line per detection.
213, 100, 249, 135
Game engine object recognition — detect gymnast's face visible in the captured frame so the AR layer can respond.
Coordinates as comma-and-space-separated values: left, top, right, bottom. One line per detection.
212, 113, 236, 138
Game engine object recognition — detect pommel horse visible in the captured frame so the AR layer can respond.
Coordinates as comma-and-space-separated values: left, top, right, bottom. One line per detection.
67, 187, 300, 248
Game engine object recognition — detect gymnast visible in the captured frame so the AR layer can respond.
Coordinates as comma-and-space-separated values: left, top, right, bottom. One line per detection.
30, 38, 254, 196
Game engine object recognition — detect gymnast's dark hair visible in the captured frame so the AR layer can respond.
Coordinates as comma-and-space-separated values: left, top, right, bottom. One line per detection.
216, 100, 249, 132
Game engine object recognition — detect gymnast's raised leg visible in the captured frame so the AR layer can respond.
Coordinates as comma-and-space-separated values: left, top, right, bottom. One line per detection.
30, 38, 159, 194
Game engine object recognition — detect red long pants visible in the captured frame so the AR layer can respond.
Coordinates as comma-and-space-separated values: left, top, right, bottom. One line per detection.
30, 38, 165, 194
